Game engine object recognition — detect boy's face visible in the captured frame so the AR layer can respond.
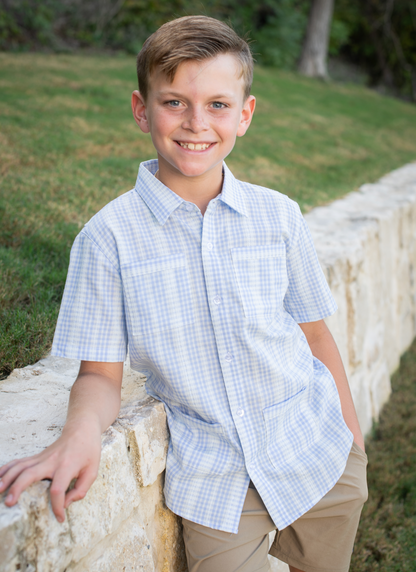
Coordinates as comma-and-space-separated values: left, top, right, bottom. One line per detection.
132, 53, 255, 183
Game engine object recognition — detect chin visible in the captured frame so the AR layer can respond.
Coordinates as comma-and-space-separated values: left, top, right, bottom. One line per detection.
182, 157, 225, 175
180, 167, 212, 178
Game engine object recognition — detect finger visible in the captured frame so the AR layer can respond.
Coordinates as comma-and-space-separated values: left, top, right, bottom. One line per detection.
4, 461, 55, 506
0, 455, 38, 479
64, 467, 98, 508
0, 458, 25, 477
0, 458, 42, 496
50, 465, 78, 523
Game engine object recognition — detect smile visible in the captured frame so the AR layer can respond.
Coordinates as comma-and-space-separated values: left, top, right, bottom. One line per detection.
177, 142, 213, 151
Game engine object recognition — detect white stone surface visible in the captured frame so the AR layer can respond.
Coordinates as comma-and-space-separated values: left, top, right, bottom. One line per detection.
1, 162, 416, 571
115, 399, 169, 488
269, 533, 290, 571
306, 163, 416, 434
0, 358, 183, 572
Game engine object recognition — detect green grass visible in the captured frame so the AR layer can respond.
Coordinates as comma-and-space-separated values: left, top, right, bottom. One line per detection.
351, 338, 416, 571
1, 52, 416, 377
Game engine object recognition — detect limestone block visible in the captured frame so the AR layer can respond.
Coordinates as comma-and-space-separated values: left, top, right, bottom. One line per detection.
115, 399, 169, 487
307, 161, 416, 434
0, 355, 147, 468
67, 426, 140, 563
0, 355, 170, 572
76, 521, 156, 572
268, 533, 289, 571
67, 474, 186, 572
268, 556, 289, 572
150, 484, 187, 572
0, 481, 72, 572
0, 357, 78, 466
0, 426, 139, 572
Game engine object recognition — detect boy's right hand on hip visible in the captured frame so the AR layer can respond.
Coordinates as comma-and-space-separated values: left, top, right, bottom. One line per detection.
0, 419, 102, 523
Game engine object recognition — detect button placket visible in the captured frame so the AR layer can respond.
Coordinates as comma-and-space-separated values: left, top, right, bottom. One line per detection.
201, 209, 248, 449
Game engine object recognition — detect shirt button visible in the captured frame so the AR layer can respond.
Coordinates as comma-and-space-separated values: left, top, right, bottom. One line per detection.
224, 352, 233, 363
237, 409, 245, 417
206, 242, 213, 251
213, 295, 222, 305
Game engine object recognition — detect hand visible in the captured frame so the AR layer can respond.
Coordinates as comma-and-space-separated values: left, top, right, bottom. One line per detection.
0, 419, 102, 523
353, 433, 365, 453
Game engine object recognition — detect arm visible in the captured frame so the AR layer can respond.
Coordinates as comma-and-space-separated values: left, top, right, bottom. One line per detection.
0, 360, 123, 522
299, 319, 365, 452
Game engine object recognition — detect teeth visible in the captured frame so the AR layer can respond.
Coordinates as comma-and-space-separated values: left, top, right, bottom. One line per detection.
179, 142, 211, 150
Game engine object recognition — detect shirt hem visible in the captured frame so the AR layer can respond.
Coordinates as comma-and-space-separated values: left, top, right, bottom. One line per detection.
165, 498, 241, 534
51, 347, 127, 363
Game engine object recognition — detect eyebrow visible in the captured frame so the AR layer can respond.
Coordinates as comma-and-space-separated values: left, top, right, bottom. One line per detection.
157, 91, 236, 100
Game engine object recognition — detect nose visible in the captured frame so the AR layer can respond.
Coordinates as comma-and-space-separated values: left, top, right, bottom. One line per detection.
182, 106, 209, 133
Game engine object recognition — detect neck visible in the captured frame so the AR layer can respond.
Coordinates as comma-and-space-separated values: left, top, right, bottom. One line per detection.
156, 161, 224, 215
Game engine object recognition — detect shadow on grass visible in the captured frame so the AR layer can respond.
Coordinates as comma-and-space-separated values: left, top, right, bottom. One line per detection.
352, 337, 416, 571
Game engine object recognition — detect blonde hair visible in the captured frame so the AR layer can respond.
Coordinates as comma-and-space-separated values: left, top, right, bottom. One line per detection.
136, 15, 253, 101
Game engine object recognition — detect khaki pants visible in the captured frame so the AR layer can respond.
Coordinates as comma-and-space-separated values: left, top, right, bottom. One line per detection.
182, 442, 368, 572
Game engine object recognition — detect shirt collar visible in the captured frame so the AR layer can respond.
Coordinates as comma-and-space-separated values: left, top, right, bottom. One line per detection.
135, 160, 184, 226
220, 162, 248, 217
135, 159, 248, 225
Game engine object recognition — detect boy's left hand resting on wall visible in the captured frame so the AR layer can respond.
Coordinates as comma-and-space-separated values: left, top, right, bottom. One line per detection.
0, 361, 124, 522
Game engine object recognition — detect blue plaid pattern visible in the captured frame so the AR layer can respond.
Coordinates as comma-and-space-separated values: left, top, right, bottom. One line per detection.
52, 160, 353, 533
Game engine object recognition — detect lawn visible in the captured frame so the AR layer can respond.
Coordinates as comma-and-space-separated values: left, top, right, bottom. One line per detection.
351, 338, 416, 571
1, 52, 416, 377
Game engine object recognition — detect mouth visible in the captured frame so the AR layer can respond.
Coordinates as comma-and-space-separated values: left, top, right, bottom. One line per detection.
176, 141, 214, 151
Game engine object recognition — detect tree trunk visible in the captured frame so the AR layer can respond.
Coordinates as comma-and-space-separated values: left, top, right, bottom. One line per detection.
298, 0, 334, 78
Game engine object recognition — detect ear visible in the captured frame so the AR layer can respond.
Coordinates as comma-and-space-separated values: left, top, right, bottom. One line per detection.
132, 90, 150, 134
237, 95, 256, 137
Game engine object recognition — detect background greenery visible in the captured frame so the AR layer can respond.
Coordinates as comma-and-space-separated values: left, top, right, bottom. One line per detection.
0, 0, 415, 100
1, 52, 416, 378
351, 337, 416, 571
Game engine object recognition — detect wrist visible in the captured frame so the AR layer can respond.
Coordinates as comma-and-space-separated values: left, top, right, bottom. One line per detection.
62, 414, 102, 439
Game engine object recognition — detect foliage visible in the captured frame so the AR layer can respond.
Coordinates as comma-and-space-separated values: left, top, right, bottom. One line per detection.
0, 0, 309, 67
1, 52, 416, 376
332, 0, 416, 101
0, 0, 415, 99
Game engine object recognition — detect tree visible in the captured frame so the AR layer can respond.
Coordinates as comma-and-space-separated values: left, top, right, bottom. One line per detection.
298, 0, 334, 78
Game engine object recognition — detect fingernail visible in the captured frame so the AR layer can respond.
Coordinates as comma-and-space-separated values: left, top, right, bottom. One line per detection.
5, 494, 13, 504
58, 516, 64, 523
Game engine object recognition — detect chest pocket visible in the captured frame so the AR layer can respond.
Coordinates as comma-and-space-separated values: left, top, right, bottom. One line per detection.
122, 253, 194, 336
231, 243, 288, 327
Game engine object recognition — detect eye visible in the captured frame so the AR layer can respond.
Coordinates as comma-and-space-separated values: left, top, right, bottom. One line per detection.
211, 101, 227, 109
166, 100, 181, 107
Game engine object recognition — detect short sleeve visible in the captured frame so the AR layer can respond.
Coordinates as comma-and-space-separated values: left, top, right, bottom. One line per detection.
51, 231, 127, 362
283, 208, 337, 323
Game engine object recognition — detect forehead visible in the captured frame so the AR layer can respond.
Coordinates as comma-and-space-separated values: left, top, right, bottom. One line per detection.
148, 53, 245, 98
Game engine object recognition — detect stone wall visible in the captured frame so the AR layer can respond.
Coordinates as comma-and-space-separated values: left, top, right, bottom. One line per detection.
1, 162, 416, 572
309, 163, 416, 435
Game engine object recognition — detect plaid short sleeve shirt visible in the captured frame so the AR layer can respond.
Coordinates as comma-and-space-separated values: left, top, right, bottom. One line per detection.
52, 160, 353, 533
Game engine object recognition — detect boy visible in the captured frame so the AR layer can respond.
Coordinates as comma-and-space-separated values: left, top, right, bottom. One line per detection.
0, 15, 367, 572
